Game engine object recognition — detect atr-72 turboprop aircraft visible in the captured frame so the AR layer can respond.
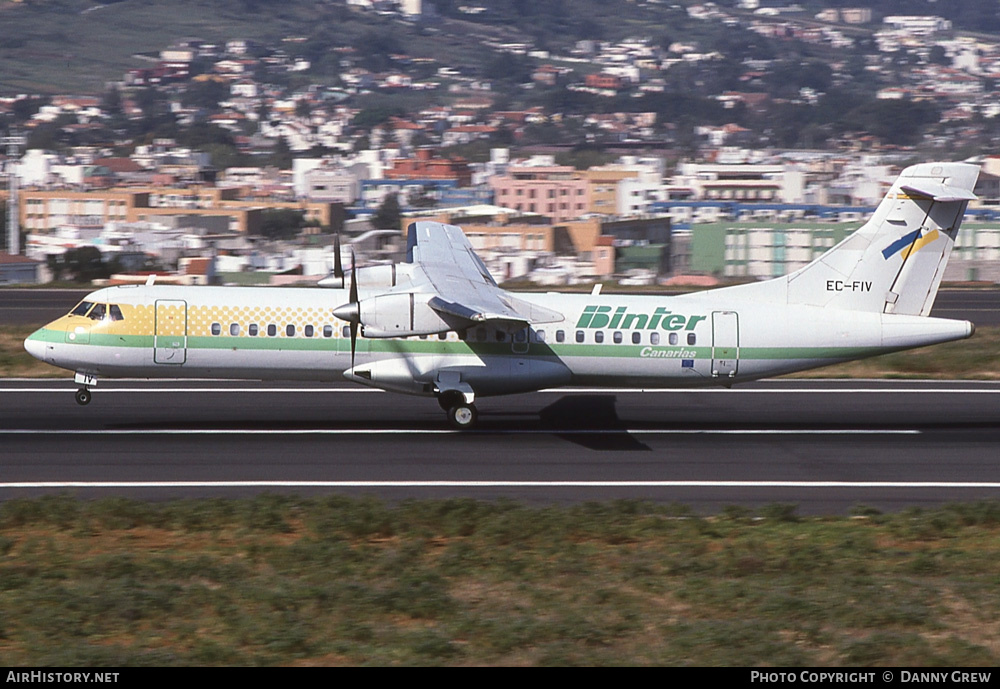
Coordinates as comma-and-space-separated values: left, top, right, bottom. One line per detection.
25, 162, 978, 428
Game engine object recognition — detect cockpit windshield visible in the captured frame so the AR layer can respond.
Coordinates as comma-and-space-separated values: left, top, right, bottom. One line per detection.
68, 301, 126, 322
70, 301, 94, 317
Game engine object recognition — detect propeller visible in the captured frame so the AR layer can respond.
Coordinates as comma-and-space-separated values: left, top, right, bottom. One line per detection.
332, 249, 360, 368
333, 232, 344, 289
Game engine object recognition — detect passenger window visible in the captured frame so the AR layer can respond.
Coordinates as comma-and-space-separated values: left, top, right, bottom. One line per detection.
535, 330, 546, 343
109, 305, 124, 321
88, 303, 107, 321
305, 325, 314, 338
688, 333, 697, 345
514, 329, 526, 343
495, 331, 506, 342
211, 323, 221, 336
669, 333, 678, 345
286, 324, 296, 337
651, 332, 660, 345
457, 330, 468, 341
556, 330, 565, 343
70, 301, 93, 317
576, 330, 584, 343
230, 323, 240, 336
438, 332, 448, 340
342, 325, 350, 338
323, 325, 333, 338
595, 331, 604, 344
613, 331, 623, 344
249, 323, 258, 337
632, 332, 641, 345
267, 324, 277, 337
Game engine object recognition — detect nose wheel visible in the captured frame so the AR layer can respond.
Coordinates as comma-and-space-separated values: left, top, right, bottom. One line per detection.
73, 372, 97, 406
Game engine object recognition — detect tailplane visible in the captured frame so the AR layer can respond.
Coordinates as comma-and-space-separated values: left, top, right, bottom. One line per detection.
785, 162, 978, 315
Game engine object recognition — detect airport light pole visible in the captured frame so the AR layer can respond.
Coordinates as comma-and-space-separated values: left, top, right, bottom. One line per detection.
2, 131, 26, 255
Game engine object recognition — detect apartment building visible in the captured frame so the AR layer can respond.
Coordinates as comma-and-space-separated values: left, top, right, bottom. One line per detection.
488, 163, 590, 222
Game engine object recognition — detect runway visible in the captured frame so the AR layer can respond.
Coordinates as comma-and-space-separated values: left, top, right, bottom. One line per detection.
2, 379, 999, 513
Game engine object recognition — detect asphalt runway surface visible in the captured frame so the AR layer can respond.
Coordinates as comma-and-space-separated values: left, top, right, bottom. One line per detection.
2, 379, 999, 513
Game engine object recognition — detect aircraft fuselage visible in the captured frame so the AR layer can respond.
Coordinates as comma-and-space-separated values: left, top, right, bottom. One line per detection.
25, 283, 973, 399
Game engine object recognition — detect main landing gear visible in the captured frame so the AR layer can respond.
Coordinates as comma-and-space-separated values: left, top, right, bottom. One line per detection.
437, 390, 478, 430
74, 372, 97, 406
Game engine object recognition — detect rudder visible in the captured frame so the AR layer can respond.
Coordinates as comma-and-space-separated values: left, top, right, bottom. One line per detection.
786, 162, 979, 315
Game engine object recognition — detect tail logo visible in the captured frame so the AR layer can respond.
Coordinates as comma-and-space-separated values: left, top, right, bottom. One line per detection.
881, 228, 940, 261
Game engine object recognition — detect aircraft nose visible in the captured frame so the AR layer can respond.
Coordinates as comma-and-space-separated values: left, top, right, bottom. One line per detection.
24, 331, 47, 362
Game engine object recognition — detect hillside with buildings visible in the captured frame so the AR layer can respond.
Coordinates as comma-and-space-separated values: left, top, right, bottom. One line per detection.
3, 0, 1000, 287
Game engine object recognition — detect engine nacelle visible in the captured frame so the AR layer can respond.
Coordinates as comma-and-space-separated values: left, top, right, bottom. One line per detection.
360, 292, 453, 338
353, 263, 416, 289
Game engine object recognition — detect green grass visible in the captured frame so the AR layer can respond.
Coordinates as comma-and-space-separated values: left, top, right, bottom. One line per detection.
0, 325, 67, 377
1, 496, 1000, 665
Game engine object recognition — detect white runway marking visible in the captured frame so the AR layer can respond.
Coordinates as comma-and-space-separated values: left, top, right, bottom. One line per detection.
1, 480, 998, 489
0, 428, 921, 436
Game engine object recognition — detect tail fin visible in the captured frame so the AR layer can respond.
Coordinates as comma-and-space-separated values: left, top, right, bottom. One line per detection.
786, 162, 979, 315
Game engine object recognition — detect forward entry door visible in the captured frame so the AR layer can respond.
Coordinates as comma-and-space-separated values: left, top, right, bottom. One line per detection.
154, 299, 188, 365
711, 311, 739, 378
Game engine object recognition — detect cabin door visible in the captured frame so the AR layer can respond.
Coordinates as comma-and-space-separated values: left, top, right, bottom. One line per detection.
711, 311, 739, 378
154, 299, 188, 365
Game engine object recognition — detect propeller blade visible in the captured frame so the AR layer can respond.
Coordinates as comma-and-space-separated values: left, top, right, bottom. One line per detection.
349, 252, 358, 368
333, 232, 344, 288
349, 249, 358, 304
350, 319, 357, 369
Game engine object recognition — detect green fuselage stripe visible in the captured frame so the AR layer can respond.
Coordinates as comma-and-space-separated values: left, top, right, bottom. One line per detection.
34, 328, 886, 361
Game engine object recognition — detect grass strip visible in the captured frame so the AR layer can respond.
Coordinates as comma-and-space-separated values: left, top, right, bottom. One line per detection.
1, 496, 999, 666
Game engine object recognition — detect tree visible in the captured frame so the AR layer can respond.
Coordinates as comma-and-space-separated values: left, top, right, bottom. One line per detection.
58, 247, 118, 283
372, 194, 401, 231
257, 209, 307, 240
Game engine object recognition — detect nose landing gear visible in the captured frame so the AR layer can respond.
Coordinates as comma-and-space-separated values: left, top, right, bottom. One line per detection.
74, 372, 97, 406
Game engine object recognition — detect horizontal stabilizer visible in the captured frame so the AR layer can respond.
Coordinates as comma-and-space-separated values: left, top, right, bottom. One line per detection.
900, 181, 977, 202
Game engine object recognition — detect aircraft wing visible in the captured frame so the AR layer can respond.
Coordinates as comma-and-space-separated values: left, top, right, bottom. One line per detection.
406, 221, 563, 328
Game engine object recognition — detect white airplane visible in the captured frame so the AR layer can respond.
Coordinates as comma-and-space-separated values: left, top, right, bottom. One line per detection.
24, 162, 978, 429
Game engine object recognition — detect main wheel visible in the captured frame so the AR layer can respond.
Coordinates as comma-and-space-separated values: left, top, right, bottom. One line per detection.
447, 403, 478, 430
438, 390, 463, 411
75, 389, 92, 406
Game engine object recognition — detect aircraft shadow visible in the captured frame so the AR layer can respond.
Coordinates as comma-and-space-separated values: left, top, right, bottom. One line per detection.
537, 395, 651, 452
